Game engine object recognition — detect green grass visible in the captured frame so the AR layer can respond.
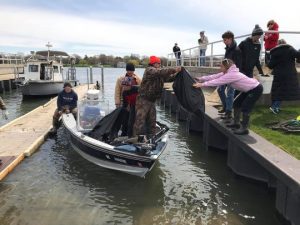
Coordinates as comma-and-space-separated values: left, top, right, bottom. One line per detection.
250, 105, 300, 159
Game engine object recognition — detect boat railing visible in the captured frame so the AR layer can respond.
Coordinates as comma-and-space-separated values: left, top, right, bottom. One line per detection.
167, 31, 300, 67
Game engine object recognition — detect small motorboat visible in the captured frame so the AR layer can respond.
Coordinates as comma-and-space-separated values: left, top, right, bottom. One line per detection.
62, 90, 169, 177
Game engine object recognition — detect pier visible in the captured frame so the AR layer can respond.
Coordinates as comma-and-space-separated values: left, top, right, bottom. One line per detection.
0, 84, 88, 181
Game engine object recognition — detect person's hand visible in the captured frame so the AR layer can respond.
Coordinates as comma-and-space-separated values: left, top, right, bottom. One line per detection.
58, 111, 63, 115
115, 104, 121, 108
2, 110, 8, 120
193, 83, 202, 88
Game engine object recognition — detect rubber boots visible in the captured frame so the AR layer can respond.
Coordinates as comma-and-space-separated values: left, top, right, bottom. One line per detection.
221, 111, 232, 124
51, 116, 60, 133
227, 108, 241, 129
234, 113, 250, 135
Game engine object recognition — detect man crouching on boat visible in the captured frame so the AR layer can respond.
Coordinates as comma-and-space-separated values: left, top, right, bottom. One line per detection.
133, 56, 181, 139
51, 82, 78, 133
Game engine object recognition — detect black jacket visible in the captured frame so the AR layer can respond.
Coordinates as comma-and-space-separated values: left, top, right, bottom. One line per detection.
238, 37, 263, 77
225, 40, 242, 69
173, 46, 181, 57
269, 44, 300, 101
173, 68, 205, 116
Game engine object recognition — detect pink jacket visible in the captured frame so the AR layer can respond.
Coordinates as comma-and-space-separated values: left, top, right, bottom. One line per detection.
197, 65, 260, 92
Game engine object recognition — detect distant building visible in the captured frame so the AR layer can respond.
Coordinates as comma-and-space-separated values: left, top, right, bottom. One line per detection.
117, 61, 126, 68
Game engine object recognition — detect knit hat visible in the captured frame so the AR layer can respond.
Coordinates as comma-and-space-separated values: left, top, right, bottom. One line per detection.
149, 56, 161, 65
126, 63, 135, 71
252, 24, 263, 36
63, 82, 72, 88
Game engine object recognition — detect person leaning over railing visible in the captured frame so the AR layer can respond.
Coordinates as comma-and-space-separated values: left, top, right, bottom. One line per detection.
268, 39, 300, 114
194, 59, 263, 135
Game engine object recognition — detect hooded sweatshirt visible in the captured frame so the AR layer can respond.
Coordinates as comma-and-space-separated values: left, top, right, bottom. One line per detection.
264, 22, 279, 50
198, 65, 260, 92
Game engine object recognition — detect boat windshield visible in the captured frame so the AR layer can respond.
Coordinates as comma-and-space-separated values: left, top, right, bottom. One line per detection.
77, 99, 109, 132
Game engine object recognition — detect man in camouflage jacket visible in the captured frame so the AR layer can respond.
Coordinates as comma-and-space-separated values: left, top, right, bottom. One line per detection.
133, 56, 181, 138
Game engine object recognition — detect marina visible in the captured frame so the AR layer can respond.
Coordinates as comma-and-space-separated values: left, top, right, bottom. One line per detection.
0, 67, 291, 225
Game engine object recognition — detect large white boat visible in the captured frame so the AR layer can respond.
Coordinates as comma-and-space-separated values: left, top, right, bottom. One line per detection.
20, 43, 76, 96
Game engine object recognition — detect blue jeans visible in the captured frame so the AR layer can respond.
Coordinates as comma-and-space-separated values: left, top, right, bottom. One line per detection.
271, 100, 281, 110
199, 49, 206, 66
217, 85, 235, 112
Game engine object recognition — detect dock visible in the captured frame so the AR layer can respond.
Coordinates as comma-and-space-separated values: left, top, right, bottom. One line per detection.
0, 84, 89, 181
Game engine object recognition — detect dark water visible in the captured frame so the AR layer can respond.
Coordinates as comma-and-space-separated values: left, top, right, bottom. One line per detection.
0, 68, 281, 225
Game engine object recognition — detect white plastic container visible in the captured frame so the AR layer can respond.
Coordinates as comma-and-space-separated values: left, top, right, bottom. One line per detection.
257, 75, 273, 94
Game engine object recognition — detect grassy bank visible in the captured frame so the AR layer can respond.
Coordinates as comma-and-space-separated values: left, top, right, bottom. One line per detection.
251, 105, 300, 159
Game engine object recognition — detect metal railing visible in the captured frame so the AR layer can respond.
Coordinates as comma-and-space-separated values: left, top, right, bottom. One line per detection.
167, 31, 300, 67
0, 53, 24, 65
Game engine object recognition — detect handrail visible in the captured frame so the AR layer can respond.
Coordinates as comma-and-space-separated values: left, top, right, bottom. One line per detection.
167, 31, 300, 67
0, 52, 25, 65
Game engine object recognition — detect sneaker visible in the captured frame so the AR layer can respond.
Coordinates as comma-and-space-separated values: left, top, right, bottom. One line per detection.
269, 107, 278, 114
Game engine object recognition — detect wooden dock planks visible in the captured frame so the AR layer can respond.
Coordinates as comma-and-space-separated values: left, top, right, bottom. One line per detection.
0, 84, 89, 181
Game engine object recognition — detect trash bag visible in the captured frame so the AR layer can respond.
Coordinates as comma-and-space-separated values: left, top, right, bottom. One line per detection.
173, 67, 205, 115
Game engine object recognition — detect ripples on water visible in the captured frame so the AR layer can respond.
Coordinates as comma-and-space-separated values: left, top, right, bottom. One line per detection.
0, 68, 281, 225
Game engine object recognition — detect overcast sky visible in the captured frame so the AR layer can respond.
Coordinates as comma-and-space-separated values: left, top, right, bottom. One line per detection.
0, 0, 299, 57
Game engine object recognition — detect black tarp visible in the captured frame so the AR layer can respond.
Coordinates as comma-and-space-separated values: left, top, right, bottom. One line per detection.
88, 107, 123, 141
173, 68, 205, 116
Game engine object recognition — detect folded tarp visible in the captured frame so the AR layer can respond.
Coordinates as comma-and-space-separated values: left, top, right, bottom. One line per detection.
173, 68, 205, 116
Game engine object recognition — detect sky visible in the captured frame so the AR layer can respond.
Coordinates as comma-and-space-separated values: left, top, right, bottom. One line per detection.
0, 0, 300, 58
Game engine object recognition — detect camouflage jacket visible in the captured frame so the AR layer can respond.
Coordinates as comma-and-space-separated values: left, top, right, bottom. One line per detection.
138, 66, 177, 102
0, 97, 6, 110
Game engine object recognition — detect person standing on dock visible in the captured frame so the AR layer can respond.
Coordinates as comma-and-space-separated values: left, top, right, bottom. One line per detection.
114, 63, 142, 137
239, 25, 265, 78
194, 59, 263, 135
133, 56, 181, 138
173, 43, 181, 66
217, 31, 242, 121
198, 31, 209, 66
0, 96, 8, 120
51, 82, 78, 133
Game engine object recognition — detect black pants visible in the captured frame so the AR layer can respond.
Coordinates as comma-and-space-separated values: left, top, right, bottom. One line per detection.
265, 51, 271, 66
121, 105, 136, 137
233, 84, 263, 114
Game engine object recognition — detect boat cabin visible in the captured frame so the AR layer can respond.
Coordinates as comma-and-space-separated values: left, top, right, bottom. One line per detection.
25, 61, 63, 81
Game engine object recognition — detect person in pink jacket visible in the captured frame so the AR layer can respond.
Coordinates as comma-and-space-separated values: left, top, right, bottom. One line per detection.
193, 59, 263, 135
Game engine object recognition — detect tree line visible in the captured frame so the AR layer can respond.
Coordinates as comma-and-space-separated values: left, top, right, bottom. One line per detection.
64, 54, 168, 67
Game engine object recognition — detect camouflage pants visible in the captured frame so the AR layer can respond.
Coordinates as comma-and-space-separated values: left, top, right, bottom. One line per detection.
133, 96, 156, 137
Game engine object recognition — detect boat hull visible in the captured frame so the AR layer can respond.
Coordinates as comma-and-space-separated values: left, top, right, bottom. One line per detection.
20, 80, 64, 96
62, 114, 168, 177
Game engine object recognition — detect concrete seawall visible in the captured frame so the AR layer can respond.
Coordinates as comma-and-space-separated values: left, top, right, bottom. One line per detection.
161, 82, 300, 225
